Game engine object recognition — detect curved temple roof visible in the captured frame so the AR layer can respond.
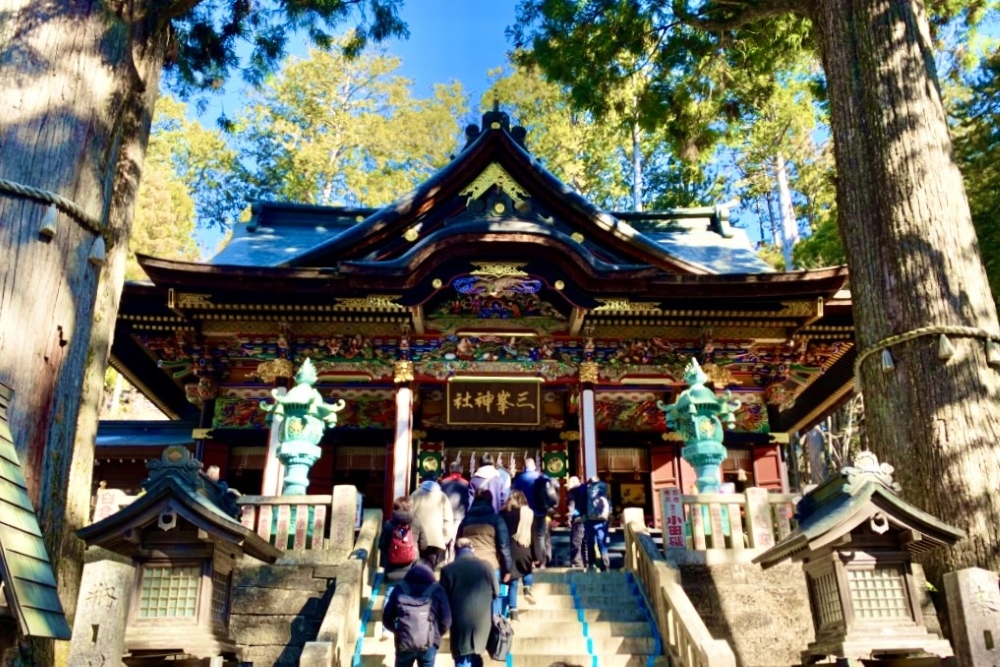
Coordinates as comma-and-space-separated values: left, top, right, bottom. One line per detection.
208, 107, 775, 276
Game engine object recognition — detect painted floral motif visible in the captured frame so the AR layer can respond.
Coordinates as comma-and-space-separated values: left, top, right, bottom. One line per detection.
430, 291, 566, 320
334, 396, 397, 430
595, 397, 668, 432
213, 398, 269, 429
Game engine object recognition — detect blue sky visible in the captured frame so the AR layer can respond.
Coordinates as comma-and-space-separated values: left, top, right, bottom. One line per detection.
385, 0, 518, 100
195, 0, 518, 123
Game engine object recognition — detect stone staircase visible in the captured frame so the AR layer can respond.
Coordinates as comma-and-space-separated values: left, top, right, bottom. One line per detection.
354, 569, 666, 666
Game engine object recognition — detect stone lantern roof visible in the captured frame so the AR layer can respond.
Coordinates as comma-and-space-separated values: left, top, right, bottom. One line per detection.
77, 446, 281, 563
754, 451, 965, 569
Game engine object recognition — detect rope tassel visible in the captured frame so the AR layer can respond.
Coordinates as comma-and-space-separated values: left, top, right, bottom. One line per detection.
938, 334, 955, 361
987, 340, 1000, 368
881, 349, 895, 372
88, 236, 106, 266
38, 203, 58, 238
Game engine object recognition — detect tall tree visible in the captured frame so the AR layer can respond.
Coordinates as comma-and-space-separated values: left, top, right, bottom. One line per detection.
0, 2, 405, 661
236, 44, 467, 207
127, 99, 207, 280
514, 0, 1000, 585
952, 48, 1000, 301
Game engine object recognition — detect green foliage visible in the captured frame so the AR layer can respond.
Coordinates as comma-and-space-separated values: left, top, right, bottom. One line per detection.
149, 96, 242, 230
233, 44, 467, 207
511, 2, 814, 163
165, 0, 408, 98
484, 66, 631, 208
952, 48, 1000, 300
127, 98, 203, 279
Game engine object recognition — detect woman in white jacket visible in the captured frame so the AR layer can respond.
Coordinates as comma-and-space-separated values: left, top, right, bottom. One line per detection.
410, 473, 454, 568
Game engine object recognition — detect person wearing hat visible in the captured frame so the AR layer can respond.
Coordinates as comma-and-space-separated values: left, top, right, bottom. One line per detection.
565, 476, 587, 569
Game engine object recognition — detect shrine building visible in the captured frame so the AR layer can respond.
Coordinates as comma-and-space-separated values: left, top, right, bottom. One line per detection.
100, 107, 855, 522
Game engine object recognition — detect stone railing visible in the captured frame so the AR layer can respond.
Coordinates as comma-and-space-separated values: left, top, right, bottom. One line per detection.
300, 508, 383, 666
624, 509, 736, 667
660, 488, 800, 564
237, 494, 334, 551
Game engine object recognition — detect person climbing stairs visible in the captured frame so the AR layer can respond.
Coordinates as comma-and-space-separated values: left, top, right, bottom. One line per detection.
353, 568, 666, 666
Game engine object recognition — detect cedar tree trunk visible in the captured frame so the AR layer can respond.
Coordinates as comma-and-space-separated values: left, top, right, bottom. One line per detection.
814, 0, 1000, 585
0, 1, 167, 662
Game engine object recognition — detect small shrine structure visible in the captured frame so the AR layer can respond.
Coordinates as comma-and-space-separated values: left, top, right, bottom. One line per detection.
76, 446, 282, 664
754, 451, 963, 664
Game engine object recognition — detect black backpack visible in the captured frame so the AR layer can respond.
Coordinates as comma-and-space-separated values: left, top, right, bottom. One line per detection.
533, 475, 559, 511
585, 480, 610, 521
392, 582, 439, 652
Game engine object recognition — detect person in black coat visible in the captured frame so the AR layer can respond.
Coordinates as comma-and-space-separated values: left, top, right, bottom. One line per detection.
382, 562, 452, 667
457, 490, 513, 617
379, 496, 429, 583
440, 538, 499, 667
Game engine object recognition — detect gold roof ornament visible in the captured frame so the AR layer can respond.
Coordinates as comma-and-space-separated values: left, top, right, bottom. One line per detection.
254, 358, 295, 385
578, 361, 599, 384
459, 163, 529, 204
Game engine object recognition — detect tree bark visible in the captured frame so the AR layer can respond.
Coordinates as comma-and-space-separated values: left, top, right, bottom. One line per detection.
814, 0, 1000, 585
631, 122, 643, 212
0, 2, 167, 662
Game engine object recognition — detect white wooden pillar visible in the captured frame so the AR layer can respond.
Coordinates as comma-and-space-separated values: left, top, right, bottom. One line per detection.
392, 362, 415, 501
261, 387, 286, 496
579, 362, 599, 480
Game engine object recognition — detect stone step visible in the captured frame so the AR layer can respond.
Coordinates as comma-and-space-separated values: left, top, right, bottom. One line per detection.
368, 604, 649, 624
364, 619, 651, 639
522, 581, 636, 596
356, 654, 655, 667
360, 634, 656, 656
526, 569, 632, 584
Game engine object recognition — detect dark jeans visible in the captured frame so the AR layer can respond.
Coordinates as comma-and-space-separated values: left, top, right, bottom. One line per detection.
584, 520, 610, 571
569, 520, 587, 567
531, 513, 549, 564
395, 645, 437, 667
454, 653, 484, 667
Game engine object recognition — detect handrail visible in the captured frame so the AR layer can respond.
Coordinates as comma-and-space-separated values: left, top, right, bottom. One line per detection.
300, 507, 383, 666
624, 514, 736, 667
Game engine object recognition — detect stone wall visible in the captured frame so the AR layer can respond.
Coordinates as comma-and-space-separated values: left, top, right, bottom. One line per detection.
231, 561, 336, 667
677, 561, 812, 667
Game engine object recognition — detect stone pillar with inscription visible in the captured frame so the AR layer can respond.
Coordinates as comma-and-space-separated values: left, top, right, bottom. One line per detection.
67, 550, 134, 666
944, 567, 1000, 666
392, 361, 415, 502
657, 358, 740, 493
260, 359, 345, 495
579, 361, 599, 481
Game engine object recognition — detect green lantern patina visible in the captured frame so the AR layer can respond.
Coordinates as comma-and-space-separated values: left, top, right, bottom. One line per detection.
658, 358, 741, 493
260, 358, 345, 495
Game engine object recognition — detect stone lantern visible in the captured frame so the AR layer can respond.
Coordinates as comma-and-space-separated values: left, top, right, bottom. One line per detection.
753, 451, 963, 664
657, 358, 740, 492
75, 446, 282, 664
260, 358, 345, 495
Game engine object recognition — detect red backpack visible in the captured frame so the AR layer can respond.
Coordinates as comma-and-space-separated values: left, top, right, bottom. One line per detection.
387, 522, 418, 566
